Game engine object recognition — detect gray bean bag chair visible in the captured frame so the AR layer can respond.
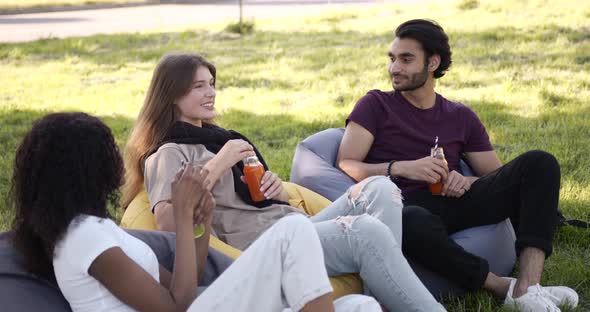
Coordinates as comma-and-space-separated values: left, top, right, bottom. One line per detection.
290, 127, 516, 298
0, 229, 232, 311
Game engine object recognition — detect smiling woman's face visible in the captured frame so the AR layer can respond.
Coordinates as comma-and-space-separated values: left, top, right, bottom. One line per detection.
175, 65, 216, 127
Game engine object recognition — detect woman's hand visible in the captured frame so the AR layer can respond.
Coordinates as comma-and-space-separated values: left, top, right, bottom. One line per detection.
193, 170, 216, 226
215, 139, 256, 171
204, 140, 256, 190
259, 171, 289, 202
171, 164, 214, 222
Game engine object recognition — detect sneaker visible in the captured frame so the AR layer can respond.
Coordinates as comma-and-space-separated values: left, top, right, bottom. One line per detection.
541, 286, 579, 308
503, 278, 561, 312
505, 277, 579, 308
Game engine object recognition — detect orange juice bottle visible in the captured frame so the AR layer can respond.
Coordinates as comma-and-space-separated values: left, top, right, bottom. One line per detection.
429, 146, 447, 195
243, 156, 266, 202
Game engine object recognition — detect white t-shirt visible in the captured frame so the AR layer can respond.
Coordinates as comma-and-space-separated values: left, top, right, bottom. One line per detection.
53, 214, 160, 312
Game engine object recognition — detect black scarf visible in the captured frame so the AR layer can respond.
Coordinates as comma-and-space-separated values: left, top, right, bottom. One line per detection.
147, 121, 287, 208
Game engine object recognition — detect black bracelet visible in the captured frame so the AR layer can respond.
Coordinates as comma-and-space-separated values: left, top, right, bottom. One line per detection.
387, 160, 397, 181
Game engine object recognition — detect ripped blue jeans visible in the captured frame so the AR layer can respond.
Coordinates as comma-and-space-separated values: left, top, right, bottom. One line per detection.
309, 176, 446, 312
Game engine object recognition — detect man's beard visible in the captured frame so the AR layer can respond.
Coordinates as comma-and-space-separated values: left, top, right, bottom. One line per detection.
391, 63, 429, 91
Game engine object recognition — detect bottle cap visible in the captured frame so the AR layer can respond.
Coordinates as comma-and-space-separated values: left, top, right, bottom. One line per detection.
243, 155, 259, 166
432, 147, 445, 160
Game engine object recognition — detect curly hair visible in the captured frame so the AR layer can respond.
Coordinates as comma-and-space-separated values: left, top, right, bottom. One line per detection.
395, 19, 452, 78
10, 112, 124, 280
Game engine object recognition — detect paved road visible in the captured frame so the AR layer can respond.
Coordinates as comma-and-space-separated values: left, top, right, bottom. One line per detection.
0, 0, 408, 43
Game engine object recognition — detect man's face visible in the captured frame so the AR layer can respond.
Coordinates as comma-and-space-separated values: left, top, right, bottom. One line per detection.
388, 37, 430, 91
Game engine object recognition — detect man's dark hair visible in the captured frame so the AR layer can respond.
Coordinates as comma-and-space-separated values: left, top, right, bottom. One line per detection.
395, 19, 452, 78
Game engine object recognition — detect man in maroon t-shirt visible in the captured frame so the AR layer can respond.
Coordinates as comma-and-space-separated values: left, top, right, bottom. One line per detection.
337, 19, 578, 311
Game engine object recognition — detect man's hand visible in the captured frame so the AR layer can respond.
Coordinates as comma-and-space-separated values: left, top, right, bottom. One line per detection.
441, 170, 477, 198
398, 156, 448, 183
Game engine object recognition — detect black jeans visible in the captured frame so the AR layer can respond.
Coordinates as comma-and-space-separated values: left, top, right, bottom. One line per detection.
401, 150, 560, 291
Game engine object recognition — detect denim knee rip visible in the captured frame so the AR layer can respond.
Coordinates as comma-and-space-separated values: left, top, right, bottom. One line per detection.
391, 185, 403, 202
333, 215, 366, 250
335, 215, 362, 233
347, 176, 404, 212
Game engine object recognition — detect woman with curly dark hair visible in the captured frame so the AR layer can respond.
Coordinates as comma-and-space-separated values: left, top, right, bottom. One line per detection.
11, 112, 125, 282
10, 112, 370, 312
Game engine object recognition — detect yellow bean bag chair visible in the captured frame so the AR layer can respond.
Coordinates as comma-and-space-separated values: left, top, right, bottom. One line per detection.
120, 182, 363, 299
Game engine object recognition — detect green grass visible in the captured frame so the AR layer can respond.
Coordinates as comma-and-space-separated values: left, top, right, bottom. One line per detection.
0, 0, 150, 11
1, 0, 589, 310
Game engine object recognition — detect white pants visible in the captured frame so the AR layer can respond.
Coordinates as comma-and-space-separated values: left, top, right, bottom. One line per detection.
187, 214, 381, 312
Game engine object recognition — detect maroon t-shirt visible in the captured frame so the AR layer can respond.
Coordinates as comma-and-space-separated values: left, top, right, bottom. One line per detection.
347, 90, 493, 194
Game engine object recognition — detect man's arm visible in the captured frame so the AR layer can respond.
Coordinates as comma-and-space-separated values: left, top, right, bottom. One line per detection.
464, 150, 503, 176
336, 121, 387, 181
441, 150, 502, 197
337, 121, 448, 183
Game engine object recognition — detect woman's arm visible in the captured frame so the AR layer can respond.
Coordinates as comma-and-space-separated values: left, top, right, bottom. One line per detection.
90, 165, 214, 312
89, 247, 189, 312
154, 173, 215, 282
205, 139, 289, 201
154, 201, 176, 232
154, 203, 213, 281
194, 216, 212, 283
202, 139, 255, 190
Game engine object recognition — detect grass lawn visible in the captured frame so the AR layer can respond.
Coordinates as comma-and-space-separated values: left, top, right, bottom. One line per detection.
1, 0, 589, 310
0, 0, 150, 11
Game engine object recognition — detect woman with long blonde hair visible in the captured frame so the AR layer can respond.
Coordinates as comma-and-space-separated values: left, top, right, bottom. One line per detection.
122, 55, 217, 209
124, 53, 447, 311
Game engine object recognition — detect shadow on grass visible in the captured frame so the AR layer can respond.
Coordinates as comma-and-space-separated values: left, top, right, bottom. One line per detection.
452, 25, 590, 45
449, 25, 590, 74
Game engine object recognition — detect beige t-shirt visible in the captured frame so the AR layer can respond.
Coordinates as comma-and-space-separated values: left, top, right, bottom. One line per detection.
144, 143, 305, 250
